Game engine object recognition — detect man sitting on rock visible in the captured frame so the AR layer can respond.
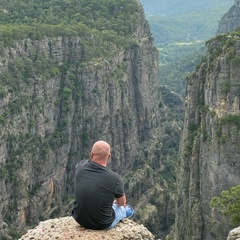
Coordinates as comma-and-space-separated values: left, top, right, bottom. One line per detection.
72, 140, 134, 230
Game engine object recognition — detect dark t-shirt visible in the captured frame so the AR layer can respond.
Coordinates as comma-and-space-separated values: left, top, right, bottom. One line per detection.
72, 160, 125, 230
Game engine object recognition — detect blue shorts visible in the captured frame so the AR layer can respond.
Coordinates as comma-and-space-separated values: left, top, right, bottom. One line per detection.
108, 204, 127, 229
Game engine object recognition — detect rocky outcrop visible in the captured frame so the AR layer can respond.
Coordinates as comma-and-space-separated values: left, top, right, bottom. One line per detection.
217, 0, 240, 34
19, 216, 156, 240
227, 226, 240, 240
173, 27, 240, 240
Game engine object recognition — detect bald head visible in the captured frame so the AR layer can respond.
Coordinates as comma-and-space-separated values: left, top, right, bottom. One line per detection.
91, 141, 111, 165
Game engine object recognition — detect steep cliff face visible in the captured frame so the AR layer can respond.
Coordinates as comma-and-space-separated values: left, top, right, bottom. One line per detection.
217, 0, 240, 34
0, 1, 181, 239
174, 29, 240, 239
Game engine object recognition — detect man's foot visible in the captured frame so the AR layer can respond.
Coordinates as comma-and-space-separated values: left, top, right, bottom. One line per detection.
125, 205, 134, 218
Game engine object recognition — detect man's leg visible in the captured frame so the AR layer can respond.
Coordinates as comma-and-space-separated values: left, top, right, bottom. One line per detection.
108, 204, 134, 229
108, 204, 126, 229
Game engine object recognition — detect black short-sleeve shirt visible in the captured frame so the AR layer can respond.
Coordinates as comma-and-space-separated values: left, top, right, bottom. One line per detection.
72, 160, 125, 229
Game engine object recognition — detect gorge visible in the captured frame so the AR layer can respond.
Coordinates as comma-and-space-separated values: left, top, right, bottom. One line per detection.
0, 0, 240, 240
0, 0, 182, 239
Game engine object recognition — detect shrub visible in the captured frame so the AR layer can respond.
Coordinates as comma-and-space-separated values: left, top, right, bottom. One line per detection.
222, 81, 231, 95
211, 185, 240, 226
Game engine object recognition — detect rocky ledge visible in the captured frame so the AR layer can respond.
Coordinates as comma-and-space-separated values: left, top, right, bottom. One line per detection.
227, 226, 240, 240
19, 216, 156, 240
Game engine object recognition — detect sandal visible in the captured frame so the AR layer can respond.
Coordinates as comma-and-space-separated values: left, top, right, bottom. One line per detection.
125, 205, 134, 218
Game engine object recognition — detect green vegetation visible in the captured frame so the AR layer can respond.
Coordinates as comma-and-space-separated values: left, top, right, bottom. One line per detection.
0, 0, 140, 35
147, 4, 231, 44
206, 34, 227, 65
222, 81, 231, 95
140, 1, 232, 95
206, 32, 240, 69
159, 42, 205, 95
0, 0, 141, 52
140, 0, 232, 16
216, 115, 240, 141
220, 115, 240, 129
211, 185, 240, 226
3, 201, 18, 225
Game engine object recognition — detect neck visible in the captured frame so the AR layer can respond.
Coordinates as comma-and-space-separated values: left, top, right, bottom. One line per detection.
98, 162, 107, 167
91, 158, 107, 167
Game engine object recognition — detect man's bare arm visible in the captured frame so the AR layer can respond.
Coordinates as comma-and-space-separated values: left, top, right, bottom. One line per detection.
115, 194, 126, 207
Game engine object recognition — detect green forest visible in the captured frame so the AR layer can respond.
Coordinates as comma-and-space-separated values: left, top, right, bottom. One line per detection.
159, 42, 205, 95
0, 0, 140, 47
140, 0, 233, 96
140, 0, 232, 16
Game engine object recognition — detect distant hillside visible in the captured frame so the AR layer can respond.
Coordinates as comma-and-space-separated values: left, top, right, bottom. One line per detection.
140, 0, 233, 43
140, 0, 233, 16
139, 0, 234, 96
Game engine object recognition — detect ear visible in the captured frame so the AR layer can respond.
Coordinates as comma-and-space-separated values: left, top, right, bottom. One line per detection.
90, 152, 94, 159
108, 153, 111, 159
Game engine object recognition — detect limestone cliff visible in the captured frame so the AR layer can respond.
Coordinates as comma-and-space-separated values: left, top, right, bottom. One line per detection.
173, 19, 240, 240
0, 1, 182, 239
172, 1, 240, 239
19, 216, 157, 240
217, 0, 240, 34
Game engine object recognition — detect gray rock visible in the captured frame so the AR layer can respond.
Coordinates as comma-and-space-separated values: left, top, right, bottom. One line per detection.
174, 3, 240, 238
217, 0, 240, 34
227, 226, 240, 240
19, 216, 156, 240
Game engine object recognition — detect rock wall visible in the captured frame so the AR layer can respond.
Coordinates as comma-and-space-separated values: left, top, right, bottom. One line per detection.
173, 29, 240, 239
0, 35, 158, 230
172, 1, 240, 239
217, 0, 240, 34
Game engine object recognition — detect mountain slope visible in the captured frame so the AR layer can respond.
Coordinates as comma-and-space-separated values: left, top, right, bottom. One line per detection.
140, 0, 233, 16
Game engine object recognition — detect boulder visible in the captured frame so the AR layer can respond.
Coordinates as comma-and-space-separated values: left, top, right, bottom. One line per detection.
19, 216, 156, 240
227, 226, 240, 240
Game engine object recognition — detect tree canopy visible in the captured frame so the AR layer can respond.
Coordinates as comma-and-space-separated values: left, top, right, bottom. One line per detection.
0, 0, 141, 45
211, 185, 240, 227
